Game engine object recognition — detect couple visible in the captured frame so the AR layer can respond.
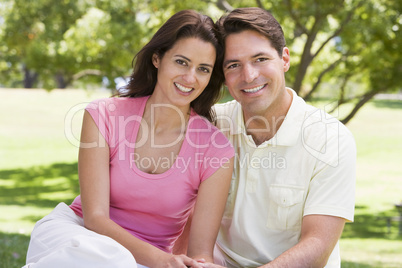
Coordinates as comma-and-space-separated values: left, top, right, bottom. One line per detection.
24, 7, 356, 268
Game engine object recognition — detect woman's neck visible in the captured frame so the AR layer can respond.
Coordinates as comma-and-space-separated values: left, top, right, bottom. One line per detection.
144, 95, 190, 133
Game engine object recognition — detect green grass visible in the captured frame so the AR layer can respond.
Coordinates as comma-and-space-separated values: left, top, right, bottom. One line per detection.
1, 89, 401, 267
0, 88, 110, 267
338, 99, 402, 268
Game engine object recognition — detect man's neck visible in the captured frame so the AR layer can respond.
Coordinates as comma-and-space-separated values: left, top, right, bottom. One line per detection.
243, 89, 293, 146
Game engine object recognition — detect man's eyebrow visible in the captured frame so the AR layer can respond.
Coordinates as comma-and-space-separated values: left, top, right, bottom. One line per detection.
223, 59, 238, 67
253, 52, 268, 58
223, 52, 269, 67
175, 54, 213, 68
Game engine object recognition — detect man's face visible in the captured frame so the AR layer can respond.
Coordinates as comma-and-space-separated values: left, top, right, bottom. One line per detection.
223, 30, 290, 118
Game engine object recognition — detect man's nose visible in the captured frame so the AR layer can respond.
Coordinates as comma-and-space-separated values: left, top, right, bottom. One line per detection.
242, 64, 258, 83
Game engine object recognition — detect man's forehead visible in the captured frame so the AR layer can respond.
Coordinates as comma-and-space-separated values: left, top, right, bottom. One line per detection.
224, 32, 274, 60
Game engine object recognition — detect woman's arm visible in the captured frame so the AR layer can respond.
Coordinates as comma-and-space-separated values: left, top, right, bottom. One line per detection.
78, 110, 203, 268
187, 157, 234, 262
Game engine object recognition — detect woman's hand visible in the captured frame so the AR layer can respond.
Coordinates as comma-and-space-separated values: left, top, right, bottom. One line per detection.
156, 254, 204, 268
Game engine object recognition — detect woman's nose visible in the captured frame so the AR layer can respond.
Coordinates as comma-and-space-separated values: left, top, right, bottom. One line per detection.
182, 68, 197, 84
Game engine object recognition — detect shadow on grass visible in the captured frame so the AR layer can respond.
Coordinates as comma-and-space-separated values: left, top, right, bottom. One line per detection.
371, 99, 402, 109
0, 162, 79, 209
0, 231, 29, 268
342, 204, 402, 240
341, 261, 375, 268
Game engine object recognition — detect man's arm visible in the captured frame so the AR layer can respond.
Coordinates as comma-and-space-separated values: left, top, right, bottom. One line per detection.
261, 214, 345, 268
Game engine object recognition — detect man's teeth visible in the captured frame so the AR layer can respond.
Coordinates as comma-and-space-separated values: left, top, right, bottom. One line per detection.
243, 85, 264, 93
175, 83, 193, 93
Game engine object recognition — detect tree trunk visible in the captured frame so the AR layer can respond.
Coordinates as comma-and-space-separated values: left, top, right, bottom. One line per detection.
341, 90, 378, 124
293, 36, 315, 95
328, 73, 351, 114
55, 73, 68, 89
293, 18, 321, 95
23, 65, 38, 88
304, 57, 343, 101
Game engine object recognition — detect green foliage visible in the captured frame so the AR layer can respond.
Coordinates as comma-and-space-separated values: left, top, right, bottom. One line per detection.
0, 0, 144, 89
221, 0, 401, 122
0, 0, 401, 121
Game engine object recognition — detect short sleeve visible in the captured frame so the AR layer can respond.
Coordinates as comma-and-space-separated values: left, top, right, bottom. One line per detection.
186, 116, 234, 182
303, 125, 356, 222
85, 98, 116, 147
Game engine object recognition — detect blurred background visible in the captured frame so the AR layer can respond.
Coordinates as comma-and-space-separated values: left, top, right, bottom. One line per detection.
0, 0, 401, 267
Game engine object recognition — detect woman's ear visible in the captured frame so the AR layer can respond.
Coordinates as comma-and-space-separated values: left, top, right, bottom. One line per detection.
152, 53, 159, 68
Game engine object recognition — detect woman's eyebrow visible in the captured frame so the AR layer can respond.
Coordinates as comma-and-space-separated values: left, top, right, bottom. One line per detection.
175, 54, 213, 68
174, 54, 191, 62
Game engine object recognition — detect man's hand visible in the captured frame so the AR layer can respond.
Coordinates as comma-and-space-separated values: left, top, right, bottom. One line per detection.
157, 254, 204, 268
199, 262, 226, 268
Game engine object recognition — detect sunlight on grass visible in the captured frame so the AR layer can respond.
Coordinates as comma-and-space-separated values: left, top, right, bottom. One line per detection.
340, 99, 402, 268
0, 205, 52, 234
341, 238, 402, 268
0, 88, 110, 170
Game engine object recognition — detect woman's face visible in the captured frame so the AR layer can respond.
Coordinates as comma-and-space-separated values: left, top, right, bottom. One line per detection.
152, 37, 216, 109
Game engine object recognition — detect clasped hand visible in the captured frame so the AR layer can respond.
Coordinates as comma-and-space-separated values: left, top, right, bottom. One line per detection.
157, 254, 225, 268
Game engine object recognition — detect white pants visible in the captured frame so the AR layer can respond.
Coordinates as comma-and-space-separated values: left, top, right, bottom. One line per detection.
23, 203, 146, 268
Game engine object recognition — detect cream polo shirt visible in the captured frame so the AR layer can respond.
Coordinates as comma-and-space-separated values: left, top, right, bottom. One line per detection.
213, 88, 356, 268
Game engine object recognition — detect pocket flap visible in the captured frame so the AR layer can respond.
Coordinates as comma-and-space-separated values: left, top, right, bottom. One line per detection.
269, 185, 304, 207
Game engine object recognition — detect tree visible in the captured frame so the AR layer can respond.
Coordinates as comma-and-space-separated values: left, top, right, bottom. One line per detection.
1, 0, 400, 123
336, 0, 402, 123
1, 0, 91, 88
214, 0, 402, 123
0, 0, 145, 89
0, 0, 215, 89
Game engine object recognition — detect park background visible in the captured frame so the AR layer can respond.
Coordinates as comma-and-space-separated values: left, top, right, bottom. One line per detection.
0, 0, 401, 267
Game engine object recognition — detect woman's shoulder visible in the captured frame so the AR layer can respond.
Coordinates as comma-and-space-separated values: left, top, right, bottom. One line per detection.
188, 112, 220, 133
86, 96, 148, 114
187, 112, 232, 149
88, 96, 147, 105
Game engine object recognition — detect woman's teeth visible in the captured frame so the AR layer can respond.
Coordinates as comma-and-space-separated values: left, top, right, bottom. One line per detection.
243, 85, 264, 93
175, 83, 193, 93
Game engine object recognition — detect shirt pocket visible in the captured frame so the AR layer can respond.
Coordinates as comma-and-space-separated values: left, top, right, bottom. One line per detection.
267, 184, 305, 230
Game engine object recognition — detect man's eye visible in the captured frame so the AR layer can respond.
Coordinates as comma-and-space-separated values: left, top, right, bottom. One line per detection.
227, 63, 239, 69
256, 57, 268, 62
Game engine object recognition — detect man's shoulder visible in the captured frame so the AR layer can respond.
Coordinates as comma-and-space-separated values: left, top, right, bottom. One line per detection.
301, 102, 353, 138
214, 99, 240, 116
213, 100, 242, 134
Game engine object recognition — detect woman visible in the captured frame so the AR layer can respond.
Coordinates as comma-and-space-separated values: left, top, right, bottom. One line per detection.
24, 10, 234, 268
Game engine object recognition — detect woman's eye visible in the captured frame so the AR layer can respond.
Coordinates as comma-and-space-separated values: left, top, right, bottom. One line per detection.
199, 67, 211, 73
176, 59, 187, 66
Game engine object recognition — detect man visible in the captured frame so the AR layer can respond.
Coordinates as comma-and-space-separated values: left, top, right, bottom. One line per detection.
211, 7, 356, 268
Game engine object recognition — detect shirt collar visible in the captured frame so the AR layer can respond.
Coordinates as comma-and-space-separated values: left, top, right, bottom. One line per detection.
231, 88, 307, 147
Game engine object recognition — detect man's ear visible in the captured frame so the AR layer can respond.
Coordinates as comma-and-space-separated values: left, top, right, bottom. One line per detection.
152, 53, 159, 68
282, 47, 290, 72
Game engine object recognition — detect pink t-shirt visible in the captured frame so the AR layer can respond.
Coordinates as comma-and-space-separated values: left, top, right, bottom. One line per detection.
70, 96, 234, 252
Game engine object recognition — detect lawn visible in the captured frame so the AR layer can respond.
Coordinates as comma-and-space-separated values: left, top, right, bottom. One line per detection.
0, 88, 401, 267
